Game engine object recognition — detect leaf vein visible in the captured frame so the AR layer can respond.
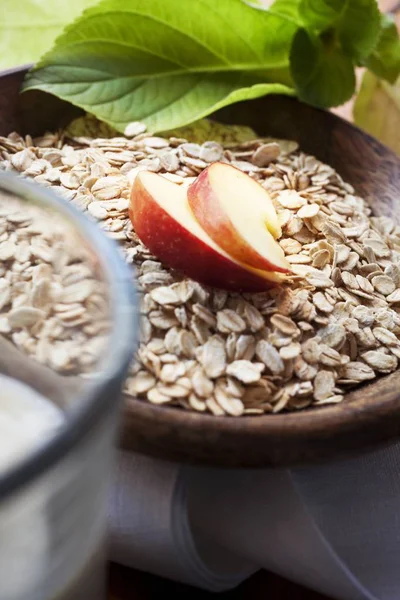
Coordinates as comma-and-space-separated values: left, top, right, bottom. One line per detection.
64, 9, 234, 66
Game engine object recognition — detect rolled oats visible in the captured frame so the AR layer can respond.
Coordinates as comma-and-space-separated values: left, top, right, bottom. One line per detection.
243, 302, 264, 332
297, 204, 320, 219
319, 324, 346, 349
214, 382, 245, 416
158, 380, 191, 398
251, 142, 280, 167
314, 370, 336, 401
217, 309, 246, 333
313, 292, 334, 314
226, 360, 263, 384
188, 393, 207, 412
340, 362, 375, 381
319, 345, 342, 367
150, 286, 181, 306
373, 327, 399, 347
371, 275, 396, 296
199, 335, 226, 379
306, 271, 334, 289
147, 387, 171, 404
387, 289, 400, 303
192, 367, 214, 398
314, 394, 344, 406
200, 141, 223, 163
294, 357, 318, 381
277, 190, 306, 209
270, 314, 299, 336
0, 194, 109, 376
160, 362, 186, 383
280, 238, 302, 255
8, 306, 45, 328
279, 342, 301, 360
205, 397, 225, 416
127, 371, 156, 394
4, 120, 400, 416
235, 335, 256, 361
361, 351, 398, 373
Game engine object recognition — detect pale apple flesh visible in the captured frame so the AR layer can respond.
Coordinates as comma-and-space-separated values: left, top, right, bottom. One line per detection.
188, 162, 291, 274
129, 171, 286, 292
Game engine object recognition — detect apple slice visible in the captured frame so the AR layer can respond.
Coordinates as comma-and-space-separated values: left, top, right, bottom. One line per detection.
188, 162, 291, 274
129, 171, 286, 292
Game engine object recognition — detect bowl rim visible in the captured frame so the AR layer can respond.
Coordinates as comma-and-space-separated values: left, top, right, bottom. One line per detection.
119, 97, 400, 466
121, 372, 400, 466
3, 64, 400, 467
0, 172, 138, 499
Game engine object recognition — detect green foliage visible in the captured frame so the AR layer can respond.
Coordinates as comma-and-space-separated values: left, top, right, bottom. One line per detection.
1, 0, 396, 132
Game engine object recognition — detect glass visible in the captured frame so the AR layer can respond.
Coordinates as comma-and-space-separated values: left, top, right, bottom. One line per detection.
0, 172, 137, 600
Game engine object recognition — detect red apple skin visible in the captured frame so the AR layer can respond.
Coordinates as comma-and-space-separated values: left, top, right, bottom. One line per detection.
187, 163, 290, 274
129, 175, 281, 293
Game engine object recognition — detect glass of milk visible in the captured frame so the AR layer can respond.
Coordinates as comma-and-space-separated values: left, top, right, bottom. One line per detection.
0, 173, 137, 600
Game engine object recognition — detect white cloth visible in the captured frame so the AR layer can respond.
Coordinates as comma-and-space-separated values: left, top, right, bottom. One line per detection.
109, 452, 256, 592
109, 443, 400, 599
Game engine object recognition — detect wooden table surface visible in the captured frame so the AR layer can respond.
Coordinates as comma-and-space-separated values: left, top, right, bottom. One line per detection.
108, 563, 332, 600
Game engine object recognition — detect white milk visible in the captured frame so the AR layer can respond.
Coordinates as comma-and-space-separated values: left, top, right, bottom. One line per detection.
0, 374, 64, 600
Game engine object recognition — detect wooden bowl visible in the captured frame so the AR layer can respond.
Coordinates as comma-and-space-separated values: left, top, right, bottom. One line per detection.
2, 66, 400, 468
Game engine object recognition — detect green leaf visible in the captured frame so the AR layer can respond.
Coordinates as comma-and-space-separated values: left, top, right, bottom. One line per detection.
354, 70, 400, 154
299, 0, 340, 30
24, 0, 296, 133
290, 28, 355, 107
269, 0, 302, 22
364, 14, 400, 84
0, 0, 97, 69
299, 0, 381, 61
26, 70, 294, 134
